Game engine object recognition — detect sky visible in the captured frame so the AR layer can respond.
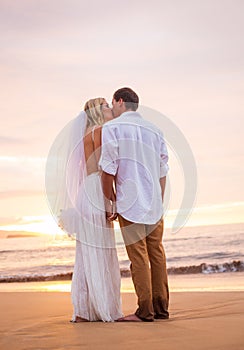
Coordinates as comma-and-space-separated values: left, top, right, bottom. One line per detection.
0, 0, 243, 233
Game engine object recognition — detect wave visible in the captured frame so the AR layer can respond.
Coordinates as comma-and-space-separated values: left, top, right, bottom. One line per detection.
167, 260, 244, 274
166, 251, 243, 263
0, 245, 75, 255
0, 260, 243, 283
0, 273, 73, 283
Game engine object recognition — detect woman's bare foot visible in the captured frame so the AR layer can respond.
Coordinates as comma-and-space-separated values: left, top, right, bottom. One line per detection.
70, 316, 89, 323
75, 316, 89, 322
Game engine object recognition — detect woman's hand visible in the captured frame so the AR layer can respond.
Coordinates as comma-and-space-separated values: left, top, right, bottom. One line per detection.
105, 201, 118, 222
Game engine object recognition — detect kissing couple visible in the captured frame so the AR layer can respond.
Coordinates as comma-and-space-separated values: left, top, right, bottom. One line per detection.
55, 87, 169, 322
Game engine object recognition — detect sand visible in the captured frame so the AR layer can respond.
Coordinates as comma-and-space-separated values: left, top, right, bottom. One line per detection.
1, 290, 244, 350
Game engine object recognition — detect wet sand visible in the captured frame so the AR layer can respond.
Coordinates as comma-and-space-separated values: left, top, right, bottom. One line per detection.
1, 290, 244, 350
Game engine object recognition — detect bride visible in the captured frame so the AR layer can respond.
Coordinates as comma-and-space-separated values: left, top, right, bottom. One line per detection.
46, 98, 123, 322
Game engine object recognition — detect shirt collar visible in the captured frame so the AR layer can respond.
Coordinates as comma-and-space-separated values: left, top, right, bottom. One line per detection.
119, 111, 142, 118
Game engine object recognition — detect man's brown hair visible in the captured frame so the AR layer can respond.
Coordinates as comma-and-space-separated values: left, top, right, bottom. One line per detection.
113, 87, 139, 111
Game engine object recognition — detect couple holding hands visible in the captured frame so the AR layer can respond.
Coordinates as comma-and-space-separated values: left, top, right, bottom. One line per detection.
55, 87, 169, 323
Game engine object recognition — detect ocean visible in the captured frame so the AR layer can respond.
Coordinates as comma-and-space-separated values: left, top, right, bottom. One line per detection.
0, 223, 243, 283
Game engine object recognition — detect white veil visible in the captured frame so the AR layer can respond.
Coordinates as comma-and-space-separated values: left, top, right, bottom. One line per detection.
45, 111, 116, 248
45, 111, 88, 238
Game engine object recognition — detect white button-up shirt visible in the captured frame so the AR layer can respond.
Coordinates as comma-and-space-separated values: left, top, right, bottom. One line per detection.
99, 111, 169, 224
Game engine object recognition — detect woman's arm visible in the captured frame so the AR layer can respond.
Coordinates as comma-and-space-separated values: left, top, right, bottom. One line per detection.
101, 172, 117, 221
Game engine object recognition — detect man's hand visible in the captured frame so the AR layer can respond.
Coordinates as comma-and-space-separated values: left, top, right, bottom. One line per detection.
105, 201, 118, 222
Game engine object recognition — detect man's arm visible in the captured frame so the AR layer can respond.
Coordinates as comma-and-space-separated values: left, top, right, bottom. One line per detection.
99, 124, 119, 221
159, 132, 168, 203
101, 171, 117, 221
160, 176, 166, 203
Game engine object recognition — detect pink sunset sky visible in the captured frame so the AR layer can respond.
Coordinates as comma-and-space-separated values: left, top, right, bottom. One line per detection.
0, 0, 243, 234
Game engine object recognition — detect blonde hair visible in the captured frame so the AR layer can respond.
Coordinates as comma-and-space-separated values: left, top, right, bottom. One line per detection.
84, 97, 105, 128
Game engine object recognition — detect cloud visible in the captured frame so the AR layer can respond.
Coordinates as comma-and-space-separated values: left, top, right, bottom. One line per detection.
0, 156, 46, 193
0, 136, 26, 145
1, 0, 243, 71
0, 216, 23, 226
0, 0, 243, 219
0, 190, 44, 199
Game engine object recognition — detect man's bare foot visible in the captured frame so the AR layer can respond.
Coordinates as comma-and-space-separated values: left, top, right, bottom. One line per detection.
117, 314, 143, 322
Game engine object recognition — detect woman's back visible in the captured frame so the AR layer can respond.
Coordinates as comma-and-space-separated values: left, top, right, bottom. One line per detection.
84, 126, 102, 175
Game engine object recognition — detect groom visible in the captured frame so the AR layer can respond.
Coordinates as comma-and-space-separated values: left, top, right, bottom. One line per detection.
99, 87, 169, 322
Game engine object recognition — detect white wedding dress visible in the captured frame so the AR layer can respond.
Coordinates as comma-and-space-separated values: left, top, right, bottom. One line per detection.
54, 115, 122, 322
67, 171, 122, 322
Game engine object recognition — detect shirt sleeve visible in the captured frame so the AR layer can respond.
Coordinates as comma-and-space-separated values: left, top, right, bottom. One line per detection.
99, 124, 119, 176
160, 134, 169, 178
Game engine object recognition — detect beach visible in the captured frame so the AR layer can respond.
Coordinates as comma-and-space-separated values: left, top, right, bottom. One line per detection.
1, 291, 243, 350
1, 223, 244, 349
1, 274, 244, 350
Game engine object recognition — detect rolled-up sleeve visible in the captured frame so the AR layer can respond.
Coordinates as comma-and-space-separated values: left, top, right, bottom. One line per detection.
99, 125, 119, 176
160, 135, 169, 178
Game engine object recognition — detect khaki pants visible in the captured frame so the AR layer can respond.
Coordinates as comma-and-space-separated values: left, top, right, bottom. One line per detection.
118, 215, 169, 321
